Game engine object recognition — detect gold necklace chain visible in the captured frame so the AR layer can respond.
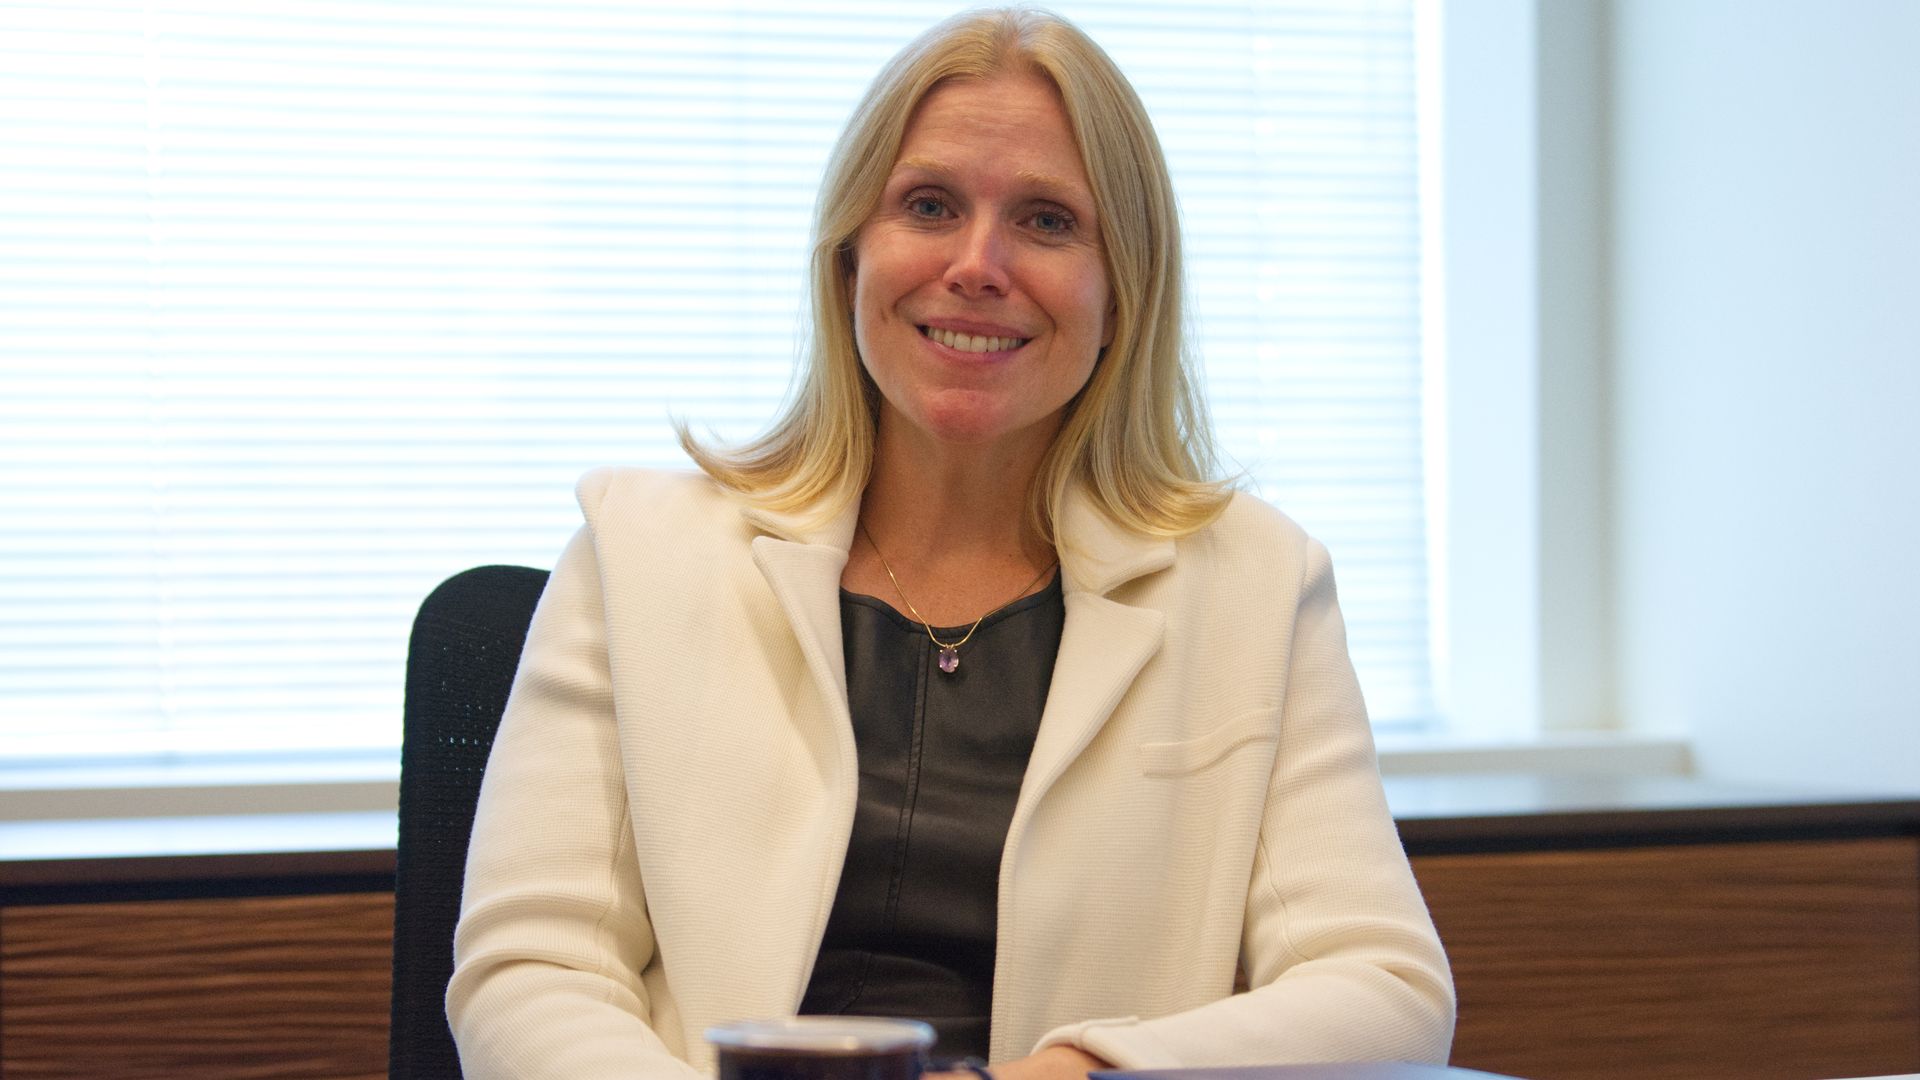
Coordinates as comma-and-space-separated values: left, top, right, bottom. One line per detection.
857, 521, 1056, 675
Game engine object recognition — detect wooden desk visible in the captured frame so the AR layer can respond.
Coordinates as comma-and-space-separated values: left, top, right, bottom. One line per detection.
3, 777, 1917, 1080
1, 813, 398, 1080
1387, 776, 1920, 1080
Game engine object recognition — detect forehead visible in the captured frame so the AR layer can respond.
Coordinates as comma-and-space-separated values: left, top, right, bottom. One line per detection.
892, 72, 1093, 194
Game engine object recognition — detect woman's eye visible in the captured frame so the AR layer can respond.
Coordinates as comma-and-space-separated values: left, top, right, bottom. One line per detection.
906, 194, 946, 218
1033, 209, 1074, 233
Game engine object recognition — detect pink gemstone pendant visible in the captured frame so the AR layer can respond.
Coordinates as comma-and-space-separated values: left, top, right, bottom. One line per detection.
938, 646, 960, 674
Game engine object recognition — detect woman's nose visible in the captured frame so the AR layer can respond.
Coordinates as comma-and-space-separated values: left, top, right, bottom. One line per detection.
943, 217, 1011, 297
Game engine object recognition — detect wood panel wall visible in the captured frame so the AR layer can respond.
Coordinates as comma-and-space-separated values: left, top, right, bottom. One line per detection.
1412, 836, 1920, 1080
1, 838, 1916, 1080
0, 892, 393, 1080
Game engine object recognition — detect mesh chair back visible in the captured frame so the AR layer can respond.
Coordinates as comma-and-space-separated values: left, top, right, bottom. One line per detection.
390, 564, 550, 1080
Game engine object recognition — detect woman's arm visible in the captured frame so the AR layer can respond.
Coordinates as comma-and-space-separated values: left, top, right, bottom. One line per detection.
446, 526, 704, 1080
1034, 538, 1455, 1070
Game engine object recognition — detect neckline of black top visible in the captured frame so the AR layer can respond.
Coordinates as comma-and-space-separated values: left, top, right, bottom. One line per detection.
837, 569, 1064, 637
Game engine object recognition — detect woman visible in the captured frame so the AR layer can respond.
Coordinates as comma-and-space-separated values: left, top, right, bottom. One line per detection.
447, 9, 1454, 1080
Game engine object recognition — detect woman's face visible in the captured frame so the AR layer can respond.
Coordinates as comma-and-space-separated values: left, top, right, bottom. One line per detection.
849, 71, 1113, 461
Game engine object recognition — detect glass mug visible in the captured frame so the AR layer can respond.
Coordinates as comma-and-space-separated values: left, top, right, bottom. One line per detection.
707, 1017, 937, 1080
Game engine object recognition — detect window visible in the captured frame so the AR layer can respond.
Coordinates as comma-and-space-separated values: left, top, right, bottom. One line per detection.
0, 1, 1432, 772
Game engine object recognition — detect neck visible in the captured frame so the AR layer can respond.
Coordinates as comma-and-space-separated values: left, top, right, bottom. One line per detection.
859, 412, 1057, 566
844, 412, 1060, 625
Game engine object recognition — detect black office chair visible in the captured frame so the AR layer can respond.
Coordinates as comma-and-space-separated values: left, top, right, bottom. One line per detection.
390, 564, 550, 1080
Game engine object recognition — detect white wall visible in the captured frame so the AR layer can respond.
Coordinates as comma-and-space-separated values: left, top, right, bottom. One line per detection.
1607, 0, 1920, 789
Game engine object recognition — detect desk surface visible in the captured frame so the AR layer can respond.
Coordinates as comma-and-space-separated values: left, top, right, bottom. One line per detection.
1383, 773, 1920, 851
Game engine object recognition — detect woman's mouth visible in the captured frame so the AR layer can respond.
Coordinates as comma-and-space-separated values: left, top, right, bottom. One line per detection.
919, 325, 1029, 353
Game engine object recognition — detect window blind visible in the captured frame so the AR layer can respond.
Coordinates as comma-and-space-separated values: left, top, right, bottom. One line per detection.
0, 0, 1431, 767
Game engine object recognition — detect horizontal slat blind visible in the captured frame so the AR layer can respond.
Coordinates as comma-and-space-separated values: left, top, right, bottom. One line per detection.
0, 0, 1431, 766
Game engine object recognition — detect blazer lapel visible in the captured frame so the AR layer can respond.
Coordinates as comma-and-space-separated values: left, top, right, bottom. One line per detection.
1021, 592, 1163, 805
1016, 486, 1175, 821
739, 498, 860, 1007
750, 536, 852, 709
741, 498, 859, 715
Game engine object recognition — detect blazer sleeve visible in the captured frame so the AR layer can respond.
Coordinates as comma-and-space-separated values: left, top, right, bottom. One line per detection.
1038, 538, 1455, 1066
446, 524, 704, 1080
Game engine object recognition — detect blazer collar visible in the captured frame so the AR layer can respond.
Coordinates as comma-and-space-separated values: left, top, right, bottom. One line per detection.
1053, 483, 1177, 596
740, 481, 1175, 597
739, 496, 859, 552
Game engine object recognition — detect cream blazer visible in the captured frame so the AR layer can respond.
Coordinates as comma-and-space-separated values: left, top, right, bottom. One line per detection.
448, 468, 1453, 1080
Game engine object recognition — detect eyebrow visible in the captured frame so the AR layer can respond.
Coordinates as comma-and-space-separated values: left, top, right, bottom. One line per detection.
892, 155, 951, 177
1015, 169, 1085, 200
890, 157, 1092, 205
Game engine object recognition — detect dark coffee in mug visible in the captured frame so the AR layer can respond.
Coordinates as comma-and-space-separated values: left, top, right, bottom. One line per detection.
708, 1018, 936, 1080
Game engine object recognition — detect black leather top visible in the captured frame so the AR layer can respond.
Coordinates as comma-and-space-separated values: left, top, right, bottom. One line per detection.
799, 572, 1065, 1059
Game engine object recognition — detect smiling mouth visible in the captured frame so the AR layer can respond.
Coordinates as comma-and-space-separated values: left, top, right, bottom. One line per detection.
920, 325, 1029, 353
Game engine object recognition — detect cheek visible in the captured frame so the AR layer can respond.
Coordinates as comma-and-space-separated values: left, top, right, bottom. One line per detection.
1062, 271, 1114, 346
846, 232, 888, 323
851, 231, 945, 307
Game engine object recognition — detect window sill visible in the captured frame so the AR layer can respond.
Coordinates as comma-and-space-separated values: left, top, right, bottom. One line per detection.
0, 733, 1691, 828
1374, 730, 1695, 776
0, 732, 1710, 880
7, 735, 1920, 899
0, 811, 398, 895
0, 734, 1687, 890
0, 757, 399, 822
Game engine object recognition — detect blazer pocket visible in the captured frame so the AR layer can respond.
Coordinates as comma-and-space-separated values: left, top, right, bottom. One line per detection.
1139, 713, 1279, 777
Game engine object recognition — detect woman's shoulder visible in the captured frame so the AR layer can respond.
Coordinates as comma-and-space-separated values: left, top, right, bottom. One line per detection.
1173, 490, 1333, 593
1202, 489, 1317, 554
577, 465, 733, 512
574, 466, 748, 543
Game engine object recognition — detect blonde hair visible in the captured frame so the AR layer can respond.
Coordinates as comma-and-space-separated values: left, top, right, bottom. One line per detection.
679, 6, 1230, 540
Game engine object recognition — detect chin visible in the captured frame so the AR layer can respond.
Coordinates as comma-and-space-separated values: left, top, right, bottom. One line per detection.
921, 405, 1061, 455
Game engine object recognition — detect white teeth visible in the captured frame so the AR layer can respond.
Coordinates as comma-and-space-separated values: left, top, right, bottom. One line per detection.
924, 326, 1026, 353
